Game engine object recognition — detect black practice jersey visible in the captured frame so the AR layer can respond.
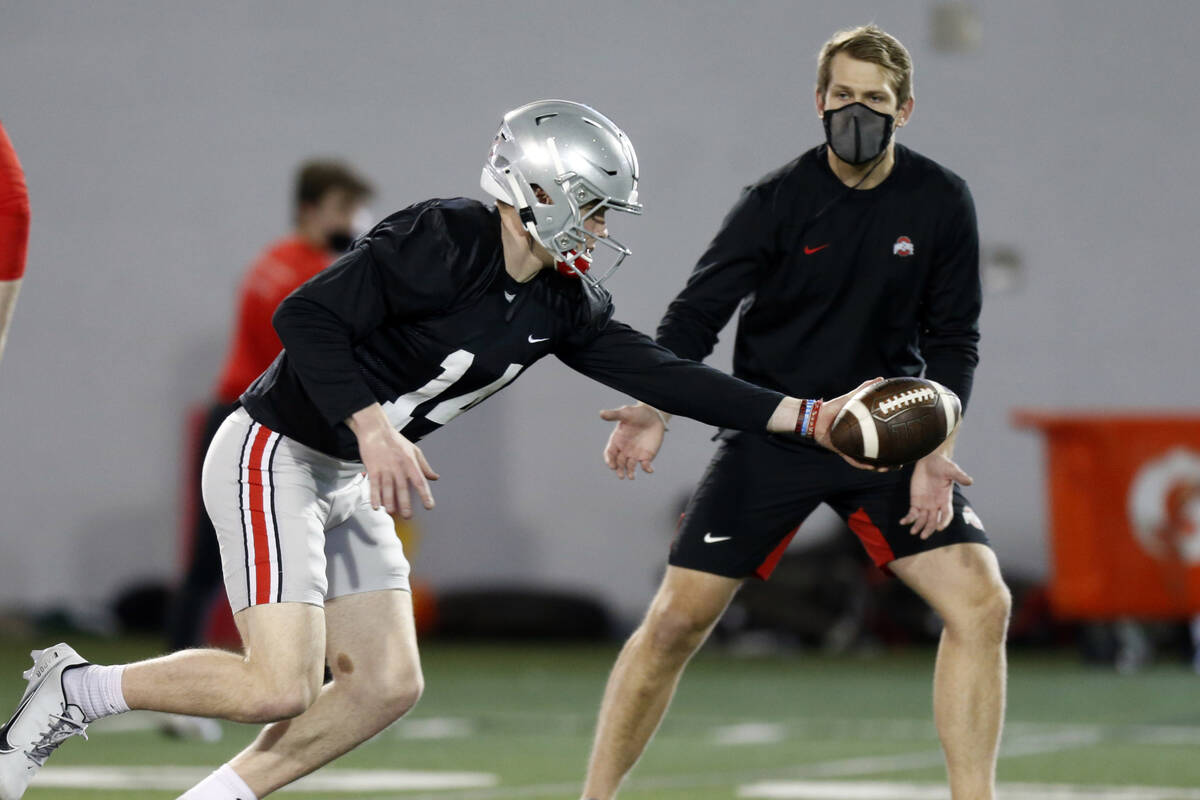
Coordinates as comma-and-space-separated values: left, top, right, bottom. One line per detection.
656, 144, 981, 411
241, 198, 785, 461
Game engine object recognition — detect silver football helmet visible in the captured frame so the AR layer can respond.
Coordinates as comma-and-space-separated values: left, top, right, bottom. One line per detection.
480, 99, 642, 285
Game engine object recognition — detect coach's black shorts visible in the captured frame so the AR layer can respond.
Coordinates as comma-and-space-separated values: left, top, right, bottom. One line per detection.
669, 431, 989, 580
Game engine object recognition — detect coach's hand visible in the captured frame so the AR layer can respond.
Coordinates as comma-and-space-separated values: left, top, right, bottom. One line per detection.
348, 403, 439, 518
599, 402, 666, 480
902, 449, 972, 539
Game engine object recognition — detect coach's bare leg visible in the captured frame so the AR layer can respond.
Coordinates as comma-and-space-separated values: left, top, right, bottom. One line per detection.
229, 589, 422, 797
582, 566, 740, 800
122, 603, 325, 723
890, 543, 1010, 800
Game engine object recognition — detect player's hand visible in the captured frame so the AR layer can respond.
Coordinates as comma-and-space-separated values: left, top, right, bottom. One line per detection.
813, 378, 888, 471
901, 451, 973, 539
350, 411, 439, 518
599, 403, 666, 480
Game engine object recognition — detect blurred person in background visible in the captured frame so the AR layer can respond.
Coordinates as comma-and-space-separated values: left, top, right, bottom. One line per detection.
0, 99, 871, 800
581, 25, 1009, 800
0, 120, 30, 370
161, 159, 373, 742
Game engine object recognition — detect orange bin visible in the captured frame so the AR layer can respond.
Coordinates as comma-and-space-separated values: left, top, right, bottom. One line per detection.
1014, 412, 1200, 619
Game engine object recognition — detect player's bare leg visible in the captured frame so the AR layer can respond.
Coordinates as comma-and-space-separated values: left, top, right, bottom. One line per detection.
581, 567, 740, 800
890, 543, 1010, 800
122, 603, 326, 723
223, 589, 421, 797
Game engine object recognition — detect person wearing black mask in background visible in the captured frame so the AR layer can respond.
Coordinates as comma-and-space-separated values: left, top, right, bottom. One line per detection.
583, 24, 1009, 800
161, 160, 373, 741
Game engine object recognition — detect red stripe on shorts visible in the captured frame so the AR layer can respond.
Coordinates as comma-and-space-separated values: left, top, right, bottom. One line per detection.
847, 508, 896, 567
246, 424, 274, 604
753, 525, 800, 580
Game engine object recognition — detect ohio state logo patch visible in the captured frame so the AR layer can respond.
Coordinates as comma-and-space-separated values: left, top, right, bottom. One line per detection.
962, 506, 985, 530
893, 236, 914, 257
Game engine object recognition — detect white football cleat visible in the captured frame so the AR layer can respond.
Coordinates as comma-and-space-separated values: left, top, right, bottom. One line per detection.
0, 644, 89, 800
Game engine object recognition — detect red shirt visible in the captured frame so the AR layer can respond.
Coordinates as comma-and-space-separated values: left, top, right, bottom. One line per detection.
214, 236, 331, 403
0, 120, 30, 282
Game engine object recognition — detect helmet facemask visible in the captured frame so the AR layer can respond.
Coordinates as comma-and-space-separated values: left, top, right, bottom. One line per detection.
546, 171, 641, 287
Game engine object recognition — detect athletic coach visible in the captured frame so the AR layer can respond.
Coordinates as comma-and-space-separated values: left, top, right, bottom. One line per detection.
582, 24, 1010, 800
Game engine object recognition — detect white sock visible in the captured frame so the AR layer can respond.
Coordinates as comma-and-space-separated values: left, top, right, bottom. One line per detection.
61, 664, 130, 722
178, 764, 258, 800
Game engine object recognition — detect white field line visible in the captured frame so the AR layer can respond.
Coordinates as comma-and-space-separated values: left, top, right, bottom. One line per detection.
738, 780, 1200, 800
31, 724, 1170, 798
87, 712, 1200, 746
713, 722, 790, 745
68, 715, 1199, 798
34, 766, 496, 793
393, 717, 477, 740
378, 726, 1103, 800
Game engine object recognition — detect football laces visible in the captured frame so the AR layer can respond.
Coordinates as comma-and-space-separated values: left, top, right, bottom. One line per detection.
876, 387, 936, 418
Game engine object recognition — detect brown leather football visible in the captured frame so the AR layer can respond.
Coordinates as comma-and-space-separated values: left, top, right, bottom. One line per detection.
829, 377, 961, 466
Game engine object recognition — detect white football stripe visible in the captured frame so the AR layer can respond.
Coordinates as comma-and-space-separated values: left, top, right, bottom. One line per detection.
939, 390, 957, 439
847, 400, 878, 459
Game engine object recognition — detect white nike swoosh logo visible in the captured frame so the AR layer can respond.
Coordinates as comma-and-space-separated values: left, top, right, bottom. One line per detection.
504, 291, 516, 303
528, 335, 550, 344
0, 681, 39, 753
703, 533, 731, 543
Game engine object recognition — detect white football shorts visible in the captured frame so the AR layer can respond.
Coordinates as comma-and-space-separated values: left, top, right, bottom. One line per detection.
202, 408, 411, 612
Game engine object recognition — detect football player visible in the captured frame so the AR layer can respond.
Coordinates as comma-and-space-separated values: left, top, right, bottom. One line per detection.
0, 100, 869, 800
580, 26, 1008, 800
161, 159, 374, 743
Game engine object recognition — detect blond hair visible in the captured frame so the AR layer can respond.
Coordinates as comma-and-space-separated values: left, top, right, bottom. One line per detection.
816, 24, 914, 107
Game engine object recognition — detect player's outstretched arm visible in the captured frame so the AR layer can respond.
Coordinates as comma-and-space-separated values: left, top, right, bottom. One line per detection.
347, 403, 440, 519
567, 324, 886, 472
597, 379, 885, 482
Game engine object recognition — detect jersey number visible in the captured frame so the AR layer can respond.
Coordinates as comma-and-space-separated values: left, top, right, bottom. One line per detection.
382, 349, 522, 431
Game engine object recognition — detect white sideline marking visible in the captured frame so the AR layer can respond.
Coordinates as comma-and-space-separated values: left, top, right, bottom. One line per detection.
396, 716, 476, 739
713, 722, 788, 745
35, 766, 497, 792
387, 725, 1105, 800
738, 780, 1200, 799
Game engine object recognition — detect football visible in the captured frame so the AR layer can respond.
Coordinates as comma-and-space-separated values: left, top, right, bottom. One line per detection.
830, 377, 961, 467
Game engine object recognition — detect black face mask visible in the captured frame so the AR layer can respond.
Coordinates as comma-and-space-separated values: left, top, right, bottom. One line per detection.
325, 230, 355, 253
822, 102, 894, 166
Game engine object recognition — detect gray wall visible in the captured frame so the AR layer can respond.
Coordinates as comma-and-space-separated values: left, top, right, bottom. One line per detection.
1, 1, 1196, 622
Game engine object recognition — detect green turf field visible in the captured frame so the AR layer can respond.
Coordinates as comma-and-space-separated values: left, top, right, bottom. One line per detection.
3, 636, 1199, 799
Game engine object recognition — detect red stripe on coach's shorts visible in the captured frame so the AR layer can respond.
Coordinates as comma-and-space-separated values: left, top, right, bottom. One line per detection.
753, 526, 800, 580
847, 508, 896, 568
246, 424, 274, 604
